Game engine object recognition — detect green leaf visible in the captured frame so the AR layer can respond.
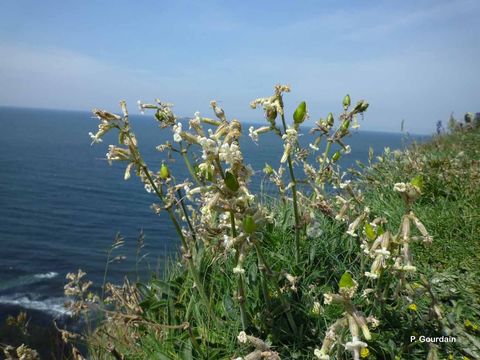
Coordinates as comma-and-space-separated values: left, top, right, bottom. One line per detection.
225, 171, 239, 191
365, 222, 376, 240
293, 101, 307, 124
339, 272, 355, 289
411, 175, 424, 191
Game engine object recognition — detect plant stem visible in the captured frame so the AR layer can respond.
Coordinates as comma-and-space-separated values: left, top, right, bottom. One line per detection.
231, 212, 248, 330
176, 188, 197, 246
180, 142, 200, 185
140, 165, 215, 323
278, 102, 302, 263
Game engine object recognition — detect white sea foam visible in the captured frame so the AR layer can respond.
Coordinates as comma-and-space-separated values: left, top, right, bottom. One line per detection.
0, 295, 71, 317
33, 271, 59, 279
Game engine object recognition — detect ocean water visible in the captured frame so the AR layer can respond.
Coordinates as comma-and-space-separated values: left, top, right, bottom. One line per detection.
0, 107, 425, 321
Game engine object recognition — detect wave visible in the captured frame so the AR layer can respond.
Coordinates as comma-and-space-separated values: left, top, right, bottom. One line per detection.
0, 271, 59, 292
34, 271, 59, 279
0, 294, 71, 317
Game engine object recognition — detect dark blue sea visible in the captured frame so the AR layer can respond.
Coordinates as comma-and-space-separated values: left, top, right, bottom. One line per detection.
0, 107, 425, 323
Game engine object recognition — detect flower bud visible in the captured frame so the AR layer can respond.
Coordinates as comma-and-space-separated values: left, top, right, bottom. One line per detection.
340, 119, 351, 133
364, 223, 376, 240
360, 101, 369, 112
327, 112, 334, 126
225, 171, 240, 192
293, 101, 307, 124
339, 272, 355, 289
332, 151, 341, 163
159, 163, 170, 179
410, 175, 424, 192
354, 100, 369, 113
243, 215, 257, 234
343, 94, 351, 109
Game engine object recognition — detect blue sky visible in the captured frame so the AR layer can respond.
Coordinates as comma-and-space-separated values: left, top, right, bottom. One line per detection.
0, 0, 478, 134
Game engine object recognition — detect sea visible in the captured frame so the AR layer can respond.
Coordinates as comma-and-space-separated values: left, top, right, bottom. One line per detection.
0, 106, 426, 351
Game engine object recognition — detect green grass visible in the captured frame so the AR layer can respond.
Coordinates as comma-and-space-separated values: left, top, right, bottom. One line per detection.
84, 127, 480, 360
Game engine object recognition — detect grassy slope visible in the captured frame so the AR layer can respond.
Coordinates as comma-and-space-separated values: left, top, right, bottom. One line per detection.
87, 127, 480, 360
360, 127, 480, 358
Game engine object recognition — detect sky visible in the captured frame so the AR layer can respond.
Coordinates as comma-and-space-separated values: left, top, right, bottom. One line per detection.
0, 0, 479, 134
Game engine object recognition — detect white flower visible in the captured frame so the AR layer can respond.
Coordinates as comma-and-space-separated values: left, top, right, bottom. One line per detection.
233, 266, 245, 275
249, 126, 259, 143
346, 229, 357, 237
173, 122, 182, 142
367, 316, 380, 329
223, 235, 234, 249
237, 331, 248, 343
314, 348, 329, 359
344, 145, 351, 154
309, 143, 319, 151
323, 293, 334, 305
374, 248, 390, 257
402, 265, 417, 272
198, 137, 218, 160
393, 182, 407, 193
339, 180, 351, 189
219, 142, 242, 165
312, 301, 322, 315
88, 132, 103, 144
364, 271, 379, 279
345, 339, 367, 352
137, 100, 144, 114
144, 183, 153, 193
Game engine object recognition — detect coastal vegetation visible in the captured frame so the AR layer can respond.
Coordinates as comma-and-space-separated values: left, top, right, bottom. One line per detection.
3, 86, 479, 359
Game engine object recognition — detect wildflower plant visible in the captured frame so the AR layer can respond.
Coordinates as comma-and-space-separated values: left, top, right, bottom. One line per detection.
71, 84, 456, 359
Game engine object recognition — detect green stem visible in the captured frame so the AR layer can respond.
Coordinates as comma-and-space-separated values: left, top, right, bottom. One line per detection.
101, 249, 112, 300
141, 165, 215, 323
279, 103, 302, 263
321, 140, 333, 174
180, 142, 200, 185
231, 212, 248, 330
176, 188, 197, 246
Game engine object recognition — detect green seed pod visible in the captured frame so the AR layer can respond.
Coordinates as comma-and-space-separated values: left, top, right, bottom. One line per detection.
225, 171, 240, 192
327, 112, 334, 126
293, 101, 307, 124
159, 163, 170, 179
364, 223, 376, 241
343, 94, 351, 109
332, 151, 341, 163
339, 272, 355, 289
243, 215, 257, 234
